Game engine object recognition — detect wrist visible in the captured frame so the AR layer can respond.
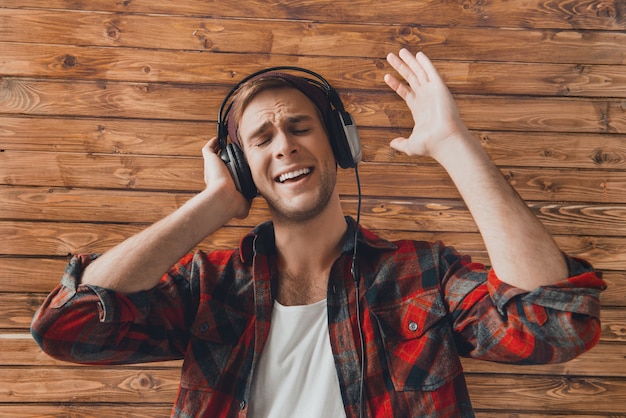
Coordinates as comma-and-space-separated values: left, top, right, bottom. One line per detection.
429, 126, 478, 166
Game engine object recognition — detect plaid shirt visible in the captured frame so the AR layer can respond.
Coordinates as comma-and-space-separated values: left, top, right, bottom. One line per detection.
31, 217, 605, 417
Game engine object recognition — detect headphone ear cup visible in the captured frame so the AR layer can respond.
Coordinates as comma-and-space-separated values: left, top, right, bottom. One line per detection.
220, 143, 257, 200
328, 110, 362, 168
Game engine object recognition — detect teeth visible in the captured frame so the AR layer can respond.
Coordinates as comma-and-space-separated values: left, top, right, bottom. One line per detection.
278, 168, 311, 183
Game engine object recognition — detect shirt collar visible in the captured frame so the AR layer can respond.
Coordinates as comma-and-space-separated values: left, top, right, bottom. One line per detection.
238, 216, 397, 264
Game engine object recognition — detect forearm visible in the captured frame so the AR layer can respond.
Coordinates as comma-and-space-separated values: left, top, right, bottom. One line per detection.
433, 129, 567, 290
82, 185, 239, 293
31, 254, 193, 364
385, 49, 568, 289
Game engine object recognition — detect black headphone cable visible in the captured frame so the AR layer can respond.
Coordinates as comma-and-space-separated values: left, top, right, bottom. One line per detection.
350, 165, 365, 418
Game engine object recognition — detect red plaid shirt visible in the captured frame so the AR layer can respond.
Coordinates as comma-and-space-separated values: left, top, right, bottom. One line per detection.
31, 218, 605, 417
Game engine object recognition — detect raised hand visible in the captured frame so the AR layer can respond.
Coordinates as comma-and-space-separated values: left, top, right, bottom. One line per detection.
384, 49, 469, 160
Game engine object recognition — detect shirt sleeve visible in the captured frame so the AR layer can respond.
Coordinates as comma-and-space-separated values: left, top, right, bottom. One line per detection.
30, 253, 196, 365
446, 252, 606, 364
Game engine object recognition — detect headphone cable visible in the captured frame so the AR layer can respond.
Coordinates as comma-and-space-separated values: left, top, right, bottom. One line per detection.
351, 165, 365, 418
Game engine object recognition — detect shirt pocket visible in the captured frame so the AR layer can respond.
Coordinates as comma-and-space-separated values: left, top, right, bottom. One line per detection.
180, 299, 252, 391
372, 288, 462, 392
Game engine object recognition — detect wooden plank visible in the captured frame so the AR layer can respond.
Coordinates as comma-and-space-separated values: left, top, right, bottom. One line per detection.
0, 116, 210, 156
2, 79, 625, 133
4, 329, 623, 378
0, 78, 227, 122
0, 367, 625, 413
0, 332, 183, 368
600, 271, 626, 307
0, 43, 389, 91
1, 10, 625, 64
461, 343, 626, 378
0, 2, 623, 418
1, 293, 52, 329
459, 131, 626, 170
3, 43, 626, 98
3, 290, 624, 335
1, 0, 624, 31
475, 414, 624, 418
380, 230, 626, 272
0, 367, 180, 403
601, 308, 626, 342
0, 258, 70, 293
0, 187, 197, 224
4, 115, 626, 171
0, 221, 244, 257
0, 404, 173, 418
3, 220, 626, 270
4, 187, 626, 239
1, 258, 624, 308
2, 251, 624, 305
4, 151, 626, 204
4, 260, 626, 312
466, 374, 626, 414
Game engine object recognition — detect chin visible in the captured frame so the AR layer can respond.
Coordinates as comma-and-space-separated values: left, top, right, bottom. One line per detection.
265, 194, 331, 224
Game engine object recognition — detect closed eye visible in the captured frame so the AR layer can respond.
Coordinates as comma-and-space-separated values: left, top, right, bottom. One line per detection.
255, 136, 272, 147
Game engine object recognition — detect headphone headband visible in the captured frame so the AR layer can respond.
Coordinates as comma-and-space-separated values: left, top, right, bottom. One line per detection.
218, 66, 346, 150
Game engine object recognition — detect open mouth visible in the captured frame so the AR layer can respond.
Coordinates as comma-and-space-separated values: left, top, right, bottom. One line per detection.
276, 167, 312, 183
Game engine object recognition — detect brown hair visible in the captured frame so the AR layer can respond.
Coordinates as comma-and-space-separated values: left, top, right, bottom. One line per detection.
226, 72, 331, 147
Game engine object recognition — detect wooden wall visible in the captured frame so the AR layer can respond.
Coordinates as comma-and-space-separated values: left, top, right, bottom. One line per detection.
1, 1, 625, 416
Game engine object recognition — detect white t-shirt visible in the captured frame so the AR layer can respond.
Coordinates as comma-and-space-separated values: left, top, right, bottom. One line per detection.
249, 298, 347, 417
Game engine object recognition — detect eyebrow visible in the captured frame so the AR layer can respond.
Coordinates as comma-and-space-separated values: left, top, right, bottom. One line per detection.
243, 114, 315, 145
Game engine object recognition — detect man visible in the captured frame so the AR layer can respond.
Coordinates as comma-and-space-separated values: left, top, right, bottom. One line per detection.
31, 49, 605, 417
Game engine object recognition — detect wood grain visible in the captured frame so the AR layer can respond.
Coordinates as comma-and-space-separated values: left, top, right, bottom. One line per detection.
0, 367, 624, 413
1, 2, 625, 416
2, 220, 626, 269
466, 374, 626, 414
4, 115, 626, 170
1, 9, 625, 64
4, 187, 626, 238
3, 42, 626, 98
0, 367, 180, 403
1, 0, 625, 30
4, 330, 623, 378
2, 79, 626, 133
0, 405, 172, 418
4, 152, 626, 204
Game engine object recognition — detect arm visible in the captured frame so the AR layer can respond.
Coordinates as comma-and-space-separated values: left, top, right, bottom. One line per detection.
384, 49, 566, 290
82, 138, 250, 293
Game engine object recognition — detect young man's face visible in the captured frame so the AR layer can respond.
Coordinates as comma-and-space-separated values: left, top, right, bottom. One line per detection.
238, 87, 338, 224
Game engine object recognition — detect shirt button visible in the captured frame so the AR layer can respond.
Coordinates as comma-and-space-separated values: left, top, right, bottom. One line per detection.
408, 321, 418, 332
199, 323, 208, 332
240, 400, 246, 410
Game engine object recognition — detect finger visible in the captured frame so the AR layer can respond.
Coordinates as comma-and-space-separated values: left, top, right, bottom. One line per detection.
399, 48, 429, 85
202, 137, 220, 157
386, 51, 422, 90
389, 137, 410, 154
414, 52, 441, 83
384, 73, 411, 101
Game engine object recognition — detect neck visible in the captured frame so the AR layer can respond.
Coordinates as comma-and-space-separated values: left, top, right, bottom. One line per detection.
272, 194, 347, 305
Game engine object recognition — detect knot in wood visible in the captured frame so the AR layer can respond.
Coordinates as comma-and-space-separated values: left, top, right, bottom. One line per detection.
106, 25, 121, 40
62, 55, 77, 68
591, 148, 623, 166
128, 372, 155, 391
595, 3, 616, 19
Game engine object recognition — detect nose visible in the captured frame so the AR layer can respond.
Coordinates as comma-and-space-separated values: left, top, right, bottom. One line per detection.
273, 130, 298, 159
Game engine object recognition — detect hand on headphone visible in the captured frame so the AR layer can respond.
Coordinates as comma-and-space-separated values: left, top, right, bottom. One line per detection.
202, 138, 251, 220
384, 49, 469, 161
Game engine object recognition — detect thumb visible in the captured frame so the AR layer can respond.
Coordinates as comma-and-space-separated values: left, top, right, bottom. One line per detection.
389, 137, 411, 155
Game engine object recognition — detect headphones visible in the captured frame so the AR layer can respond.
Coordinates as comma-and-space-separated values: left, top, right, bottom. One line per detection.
217, 66, 362, 200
